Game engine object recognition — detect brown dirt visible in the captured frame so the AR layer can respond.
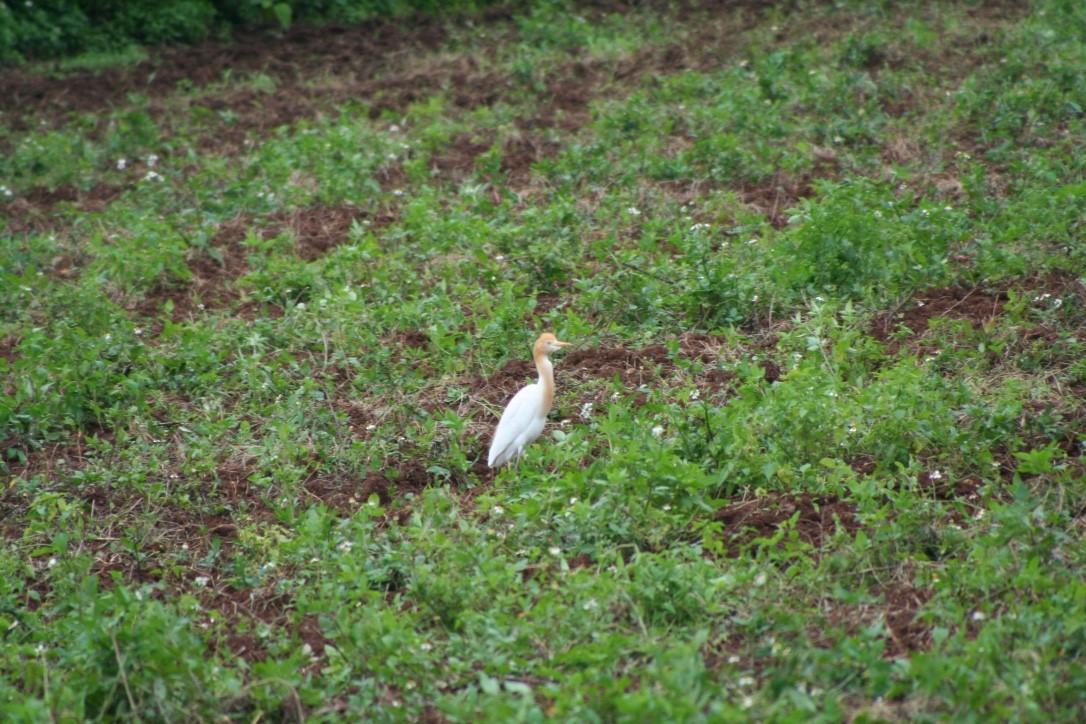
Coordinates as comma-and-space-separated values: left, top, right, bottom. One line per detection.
135, 212, 250, 321
740, 169, 835, 229
1, 184, 125, 234
263, 203, 383, 261
870, 284, 1007, 351
135, 201, 398, 323
713, 492, 859, 556
819, 578, 934, 658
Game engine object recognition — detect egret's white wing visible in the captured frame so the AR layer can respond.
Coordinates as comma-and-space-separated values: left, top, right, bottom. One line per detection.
488, 383, 545, 468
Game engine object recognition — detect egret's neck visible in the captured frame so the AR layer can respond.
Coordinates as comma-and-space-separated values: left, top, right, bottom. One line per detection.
534, 351, 555, 415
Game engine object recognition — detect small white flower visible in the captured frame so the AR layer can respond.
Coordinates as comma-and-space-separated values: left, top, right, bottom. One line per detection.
495, 255, 504, 261
582, 598, 599, 611
754, 571, 767, 587
1053, 298, 1063, 309
392, 189, 404, 197
873, 210, 882, 218
104, 333, 112, 342
337, 540, 353, 553
365, 423, 376, 431
143, 170, 164, 182
491, 505, 504, 517
134, 328, 143, 336
689, 389, 701, 401
662, 504, 672, 512
47, 557, 57, 568
751, 295, 759, 303
389, 124, 401, 133
930, 470, 943, 480
194, 576, 209, 587
651, 425, 664, 437
747, 238, 758, 245
548, 546, 562, 556
690, 223, 710, 232
116, 158, 127, 170
738, 675, 755, 687
741, 695, 754, 709
147, 154, 159, 167
419, 641, 433, 651
972, 610, 986, 621
627, 207, 641, 216
728, 655, 740, 664
569, 497, 578, 506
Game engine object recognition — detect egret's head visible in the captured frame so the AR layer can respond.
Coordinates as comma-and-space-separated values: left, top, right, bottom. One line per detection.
535, 332, 571, 355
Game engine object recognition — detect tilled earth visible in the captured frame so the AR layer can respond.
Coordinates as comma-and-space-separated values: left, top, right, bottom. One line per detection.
1, 0, 1070, 681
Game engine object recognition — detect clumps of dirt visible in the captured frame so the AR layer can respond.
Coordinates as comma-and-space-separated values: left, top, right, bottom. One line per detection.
135, 212, 250, 321
870, 284, 1007, 351
1, 17, 450, 134
305, 459, 447, 524
208, 586, 333, 673
713, 492, 859, 556
137, 203, 384, 323
1, 184, 125, 236
819, 578, 934, 659
520, 551, 596, 581
564, 345, 674, 386
877, 581, 934, 657
262, 203, 379, 261
430, 134, 495, 182
739, 171, 826, 229
916, 470, 984, 502
0, 335, 17, 363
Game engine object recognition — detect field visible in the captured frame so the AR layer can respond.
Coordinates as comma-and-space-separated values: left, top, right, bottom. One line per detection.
2, 0, 1086, 719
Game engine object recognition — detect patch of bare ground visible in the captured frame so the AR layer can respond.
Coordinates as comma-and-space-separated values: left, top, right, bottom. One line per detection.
136, 202, 399, 324
712, 492, 860, 556
820, 577, 935, 658
264, 203, 384, 261
703, 574, 933, 676
135, 212, 250, 322
0, 183, 125, 236
870, 284, 1007, 353
0, 431, 108, 538
305, 457, 489, 526
740, 169, 834, 229
871, 274, 1086, 360
0, 334, 18, 364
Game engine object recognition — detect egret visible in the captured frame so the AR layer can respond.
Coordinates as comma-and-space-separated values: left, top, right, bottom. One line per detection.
487, 333, 572, 468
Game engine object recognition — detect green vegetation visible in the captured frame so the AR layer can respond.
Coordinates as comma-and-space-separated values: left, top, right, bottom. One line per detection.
2, 0, 1085, 719
0, 0, 496, 61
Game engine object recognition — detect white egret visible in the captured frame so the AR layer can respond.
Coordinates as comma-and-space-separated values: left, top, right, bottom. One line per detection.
487, 333, 571, 468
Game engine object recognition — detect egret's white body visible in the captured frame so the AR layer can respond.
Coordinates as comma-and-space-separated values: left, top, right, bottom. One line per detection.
487, 333, 571, 468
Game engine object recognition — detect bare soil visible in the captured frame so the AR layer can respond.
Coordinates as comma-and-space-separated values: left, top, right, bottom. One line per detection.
713, 492, 859, 555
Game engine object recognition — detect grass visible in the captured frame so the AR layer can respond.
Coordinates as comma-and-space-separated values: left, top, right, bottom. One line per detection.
2, 0, 1086, 719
